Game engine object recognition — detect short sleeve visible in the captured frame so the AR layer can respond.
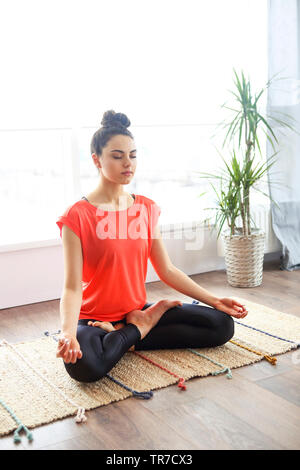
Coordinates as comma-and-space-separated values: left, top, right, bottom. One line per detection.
56, 204, 81, 239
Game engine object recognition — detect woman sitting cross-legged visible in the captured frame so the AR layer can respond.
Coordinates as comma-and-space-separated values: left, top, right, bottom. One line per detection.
55, 110, 248, 383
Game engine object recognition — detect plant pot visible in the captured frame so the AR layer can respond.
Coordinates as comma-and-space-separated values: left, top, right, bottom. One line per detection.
222, 228, 266, 287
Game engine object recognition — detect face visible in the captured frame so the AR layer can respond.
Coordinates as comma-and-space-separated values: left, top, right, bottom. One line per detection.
92, 134, 137, 184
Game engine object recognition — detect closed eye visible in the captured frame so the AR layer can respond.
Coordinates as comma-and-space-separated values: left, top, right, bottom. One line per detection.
113, 156, 137, 159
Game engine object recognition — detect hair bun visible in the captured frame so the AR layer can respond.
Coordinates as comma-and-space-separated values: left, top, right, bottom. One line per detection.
101, 110, 131, 129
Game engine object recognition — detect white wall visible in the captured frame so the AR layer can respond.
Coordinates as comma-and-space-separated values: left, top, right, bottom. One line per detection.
0, 213, 281, 310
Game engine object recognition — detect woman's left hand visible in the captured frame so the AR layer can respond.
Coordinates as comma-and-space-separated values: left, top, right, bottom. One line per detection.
213, 298, 248, 318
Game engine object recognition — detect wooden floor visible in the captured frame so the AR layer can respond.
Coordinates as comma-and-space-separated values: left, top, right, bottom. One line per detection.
1, 258, 300, 450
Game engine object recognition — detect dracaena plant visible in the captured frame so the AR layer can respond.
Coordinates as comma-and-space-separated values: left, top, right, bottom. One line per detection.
196, 69, 298, 237
201, 149, 278, 238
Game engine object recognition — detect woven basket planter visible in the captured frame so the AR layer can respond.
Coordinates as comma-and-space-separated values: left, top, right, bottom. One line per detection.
222, 228, 266, 287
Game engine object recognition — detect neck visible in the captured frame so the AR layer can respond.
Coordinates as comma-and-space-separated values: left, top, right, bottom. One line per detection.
93, 181, 127, 204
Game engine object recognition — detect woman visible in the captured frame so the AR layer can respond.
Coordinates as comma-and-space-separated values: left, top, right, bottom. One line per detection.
56, 110, 248, 383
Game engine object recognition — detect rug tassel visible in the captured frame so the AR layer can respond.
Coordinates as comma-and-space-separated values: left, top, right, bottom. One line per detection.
178, 378, 186, 390
187, 348, 233, 380
230, 339, 277, 366
132, 390, 153, 399
75, 407, 87, 423
264, 355, 277, 365
0, 394, 34, 444
13, 423, 34, 443
44, 330, 61, 337
212, 367, 233, 379
133, 351, 188, 391
4, 336, 88, 425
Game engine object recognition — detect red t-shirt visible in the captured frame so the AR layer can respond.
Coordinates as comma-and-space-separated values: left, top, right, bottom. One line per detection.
56, 194, 161, 322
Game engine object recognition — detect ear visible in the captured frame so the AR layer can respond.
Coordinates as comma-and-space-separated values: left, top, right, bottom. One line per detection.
92, 153, 101, 170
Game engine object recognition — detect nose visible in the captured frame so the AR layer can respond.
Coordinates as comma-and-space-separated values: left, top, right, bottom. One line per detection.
123, 156, 135, 168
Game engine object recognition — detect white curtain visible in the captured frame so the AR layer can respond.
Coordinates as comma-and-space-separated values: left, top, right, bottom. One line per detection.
267, 0, 300, 270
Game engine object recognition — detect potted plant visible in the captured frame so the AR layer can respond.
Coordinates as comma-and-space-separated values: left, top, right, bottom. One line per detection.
194, 69, 298, 287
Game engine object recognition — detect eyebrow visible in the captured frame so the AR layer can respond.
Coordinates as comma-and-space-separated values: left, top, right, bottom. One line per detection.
110, 149, 137, 153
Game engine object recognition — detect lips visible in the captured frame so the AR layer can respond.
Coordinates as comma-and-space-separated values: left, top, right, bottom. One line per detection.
121, 172, 133, 175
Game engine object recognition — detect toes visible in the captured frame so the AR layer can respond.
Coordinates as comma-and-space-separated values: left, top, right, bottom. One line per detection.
170, 300, 183, 307
99, 322, 116, 332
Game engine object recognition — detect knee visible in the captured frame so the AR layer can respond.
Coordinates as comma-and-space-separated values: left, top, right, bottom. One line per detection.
64, 326, 107, 383
214, 311, 235, 346
63, 336, 107, 381
64, 354, 107, 383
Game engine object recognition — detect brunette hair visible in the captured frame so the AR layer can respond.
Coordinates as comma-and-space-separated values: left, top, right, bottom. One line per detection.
90, 110, 134, 157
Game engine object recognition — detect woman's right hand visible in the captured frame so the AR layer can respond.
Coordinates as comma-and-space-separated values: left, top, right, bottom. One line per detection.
56, 332, 83, 364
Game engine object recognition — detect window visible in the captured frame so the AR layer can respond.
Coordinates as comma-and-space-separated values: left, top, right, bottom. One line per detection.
0, 0, 268, 245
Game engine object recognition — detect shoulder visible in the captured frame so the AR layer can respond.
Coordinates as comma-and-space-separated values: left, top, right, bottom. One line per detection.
56, 199, 86, 230
60, 199, 86, 217
137, 194, 160, 208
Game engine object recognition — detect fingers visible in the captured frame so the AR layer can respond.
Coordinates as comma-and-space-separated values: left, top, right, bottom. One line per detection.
63, 348, 82, 364
232, 300, 245, 308
56, 338, 70, 357
233, 303, 245, 310
64, 348, 73, 363
220, 304, 248, 318
232, 301, 248, 313
69, 349, 79, 364
56, 341, 70, 360
230, 309, 248, 319
232, 304, 248, 316
233, 305, 248, 314
56, 338, 82, 363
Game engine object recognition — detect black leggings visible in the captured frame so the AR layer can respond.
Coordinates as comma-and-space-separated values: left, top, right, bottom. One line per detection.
64, 302, 234, 383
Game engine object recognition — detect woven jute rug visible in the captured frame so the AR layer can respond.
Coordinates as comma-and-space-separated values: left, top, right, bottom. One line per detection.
1, 296, 300, 439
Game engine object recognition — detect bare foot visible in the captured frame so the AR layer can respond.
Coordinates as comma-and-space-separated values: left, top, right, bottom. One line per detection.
112, 322, 135, 350
88, 321, 135, 351
126, 299, 183, 340
87, 321, 117, 333
114, 322, 126, 330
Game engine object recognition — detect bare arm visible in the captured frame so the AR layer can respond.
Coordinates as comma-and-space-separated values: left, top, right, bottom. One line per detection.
60, 288, 82, 337
59, 224, 83, 334
160, 265, 219, 307
150, 225, 248, 318
149, 225, 217, 304
160, 266, 247, 317
56, 225, 84, 364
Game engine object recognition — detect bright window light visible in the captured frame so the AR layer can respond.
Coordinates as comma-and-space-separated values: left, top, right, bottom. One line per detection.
0, 0, 268, 245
